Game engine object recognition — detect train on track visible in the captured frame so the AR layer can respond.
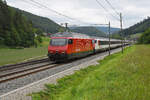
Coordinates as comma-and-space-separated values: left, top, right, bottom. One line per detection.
48, 32, 129, 62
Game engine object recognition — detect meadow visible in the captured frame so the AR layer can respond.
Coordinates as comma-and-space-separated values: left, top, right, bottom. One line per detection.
0, 37, 50, 66
32, 45, 150, 100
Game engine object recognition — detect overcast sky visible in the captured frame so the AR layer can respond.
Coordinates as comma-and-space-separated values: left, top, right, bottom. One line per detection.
6, 0, 150, 28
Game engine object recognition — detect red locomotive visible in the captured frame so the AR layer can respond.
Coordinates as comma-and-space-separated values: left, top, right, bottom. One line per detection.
48, 32, 95, 61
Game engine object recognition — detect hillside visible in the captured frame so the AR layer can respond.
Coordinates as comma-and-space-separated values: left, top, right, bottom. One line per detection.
0, 0, 35, 47
70, 27, 106, 37
119, 17, 150, 36
138, 28, 150, 44
14, 8, 63, 33
95, 26, 120, 34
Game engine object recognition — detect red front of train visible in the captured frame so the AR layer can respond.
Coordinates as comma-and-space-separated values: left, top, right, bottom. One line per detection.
48, 33, 94, 61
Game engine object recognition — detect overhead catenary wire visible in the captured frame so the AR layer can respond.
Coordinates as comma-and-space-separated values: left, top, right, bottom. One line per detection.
30, 0, 74, 20
95, 0, 120, 21
22, 0, 42, 8
21, 0, 88, 24
22, 0, 71, 20
28, 0, 88, 24
19, 0, 121, 27
104, 0, 120, 16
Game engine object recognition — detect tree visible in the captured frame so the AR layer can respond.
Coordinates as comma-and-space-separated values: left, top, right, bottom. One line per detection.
0, 1, 36, 47
138, 28, 150, 44
11, 27, 21, 46
58, 27, 65, 32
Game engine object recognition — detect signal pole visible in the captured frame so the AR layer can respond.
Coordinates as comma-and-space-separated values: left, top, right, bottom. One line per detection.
120, 13, 123, 54
108, 22, 111, 55
65, 23, 68, 32
60, 23, 69, 32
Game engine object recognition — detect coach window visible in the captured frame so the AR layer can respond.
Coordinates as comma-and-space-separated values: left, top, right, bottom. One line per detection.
101, 41, 108, 45
68, 39, 73, 44
98, 41, 100, 45
101, 41, 105, 45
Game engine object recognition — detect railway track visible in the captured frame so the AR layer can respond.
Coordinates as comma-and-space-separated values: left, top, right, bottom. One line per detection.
0, 54, 82, 84
0, 58, 49, 72
0, 58, 59, 84
0, 63, 62, 84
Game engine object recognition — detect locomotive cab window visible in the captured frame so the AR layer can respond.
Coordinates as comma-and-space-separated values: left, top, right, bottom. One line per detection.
50, 39, 67, 46
92, 40, 95, 44
68, 39, 73, 44
95, 40, 97, 43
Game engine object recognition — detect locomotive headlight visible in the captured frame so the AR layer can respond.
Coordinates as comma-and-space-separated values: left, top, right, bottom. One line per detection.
62, 51, 66, 54
50, 51, 53, 53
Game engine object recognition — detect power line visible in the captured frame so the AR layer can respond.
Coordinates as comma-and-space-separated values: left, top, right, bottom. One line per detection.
29, 0, 89, 24
22, 0, 41, 8
22, 0, 73, 22
21, 0, 96, 26
16, 0, 120, 27
95, 0, 120, 21
30, 0, 74, 20
104, 0, 120, 16
22, 0, 86, 24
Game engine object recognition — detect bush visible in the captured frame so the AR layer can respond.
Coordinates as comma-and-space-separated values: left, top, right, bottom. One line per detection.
0, 37, 4, 45
34, 36, 43, 47
138, 28, 150, 44
36, 36, 43, 43
34, 39, 38, 48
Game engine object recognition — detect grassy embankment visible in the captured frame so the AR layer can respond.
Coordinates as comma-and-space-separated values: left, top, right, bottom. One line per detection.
32, 45, 150, 100
0, 37, 50, 66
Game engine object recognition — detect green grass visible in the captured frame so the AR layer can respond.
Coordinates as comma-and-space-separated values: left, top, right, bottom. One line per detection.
130, 33, 142, 39
32, 45, 150, 100
0, 37, 50, 66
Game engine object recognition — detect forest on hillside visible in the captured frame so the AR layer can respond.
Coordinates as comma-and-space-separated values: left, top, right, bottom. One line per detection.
111, 17, 150, 40
0, 0, 36, 47
14, 8, 63, 33
95, 26, 120, 34
70, 27, 106, 37
118, 17, 150, 36
138, 28, 150, 44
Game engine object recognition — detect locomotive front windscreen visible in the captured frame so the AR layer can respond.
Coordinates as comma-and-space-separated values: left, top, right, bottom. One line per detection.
50, 39, 67, 46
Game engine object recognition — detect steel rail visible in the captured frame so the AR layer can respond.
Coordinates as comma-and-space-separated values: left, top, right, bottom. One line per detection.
0, 58, 49, 72
0, 63, 51, 79
0, 63, 62, 84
